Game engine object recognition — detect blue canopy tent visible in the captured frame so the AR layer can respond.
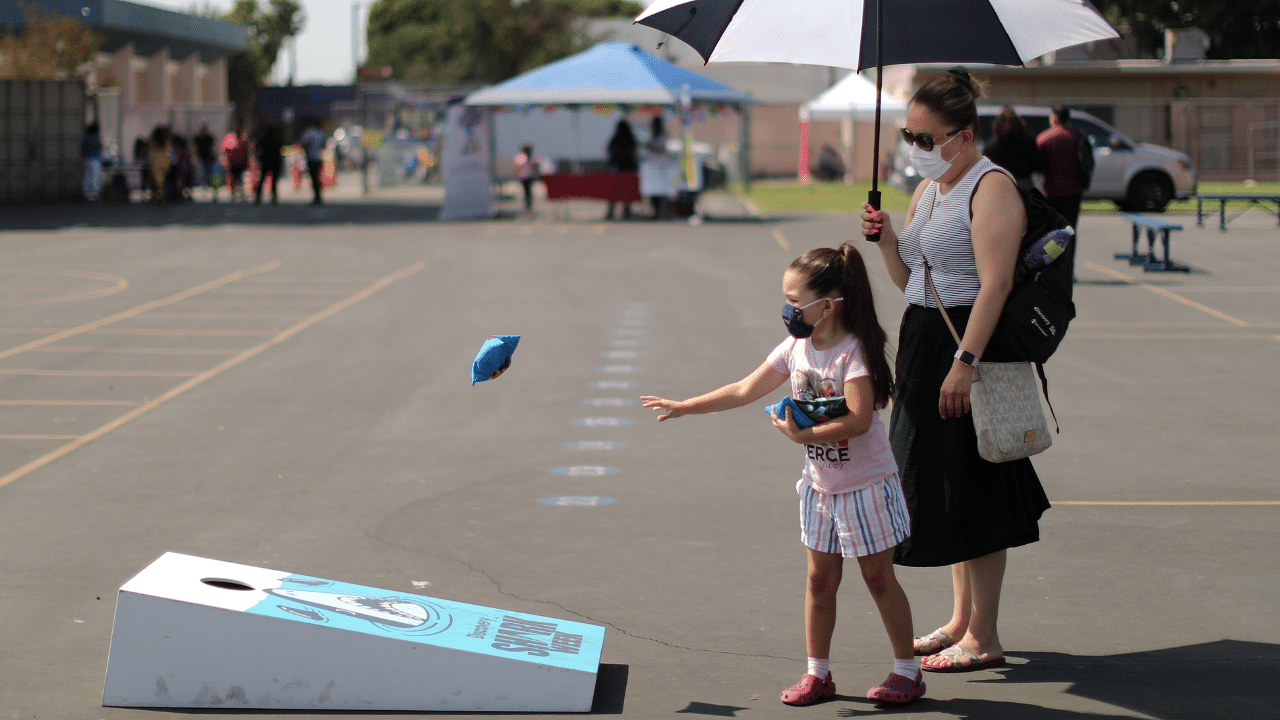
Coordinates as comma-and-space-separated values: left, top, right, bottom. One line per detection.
465, 42, 754, 189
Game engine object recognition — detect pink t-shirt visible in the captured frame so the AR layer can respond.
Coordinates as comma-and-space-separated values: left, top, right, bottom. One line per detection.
767, 334, 899, 494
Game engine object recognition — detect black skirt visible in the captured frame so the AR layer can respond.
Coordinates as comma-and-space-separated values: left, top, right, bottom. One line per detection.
891, 304, 1051, 568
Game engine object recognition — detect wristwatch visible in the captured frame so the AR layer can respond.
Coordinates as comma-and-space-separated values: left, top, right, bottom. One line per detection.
953, 349, 979, 367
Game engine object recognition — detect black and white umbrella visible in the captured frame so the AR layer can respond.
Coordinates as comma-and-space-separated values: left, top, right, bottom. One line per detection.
635, 0, 1118, 226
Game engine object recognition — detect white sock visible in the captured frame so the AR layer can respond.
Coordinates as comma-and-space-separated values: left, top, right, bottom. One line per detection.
893, 658, 920, 680
806, 657, 830, 679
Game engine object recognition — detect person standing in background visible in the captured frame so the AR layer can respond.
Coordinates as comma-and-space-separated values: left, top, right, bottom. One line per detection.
605, 121, 638, 220
513, 144, 542, 216
81, 122, 102, 201
255, 125, 284, 205
193, 124, 215, 190
1037, 106, 1084, 277
983, 106, 1040, 192
221, 123, 250, 202
299, 120, 327, 205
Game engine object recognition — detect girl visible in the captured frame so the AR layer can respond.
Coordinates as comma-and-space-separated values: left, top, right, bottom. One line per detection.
641, 244, 924, 707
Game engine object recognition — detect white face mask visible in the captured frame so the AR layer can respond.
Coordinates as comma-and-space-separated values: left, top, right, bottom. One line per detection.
908, 131, 962, 181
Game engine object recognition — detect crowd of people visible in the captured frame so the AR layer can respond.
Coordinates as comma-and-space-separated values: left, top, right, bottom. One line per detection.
85, 120, 333, 206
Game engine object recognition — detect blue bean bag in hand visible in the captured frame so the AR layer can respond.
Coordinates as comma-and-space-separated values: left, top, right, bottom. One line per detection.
471, 335, 520, 385
764, 396, 816, 428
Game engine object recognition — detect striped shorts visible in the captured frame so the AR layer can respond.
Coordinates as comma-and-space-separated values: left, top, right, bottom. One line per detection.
798, 473, 912, 558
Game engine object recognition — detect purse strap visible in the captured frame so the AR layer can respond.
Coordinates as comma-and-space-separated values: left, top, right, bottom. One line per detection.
926, 257, 1060, 433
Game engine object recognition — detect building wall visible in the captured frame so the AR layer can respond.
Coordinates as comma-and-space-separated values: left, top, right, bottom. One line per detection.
86, 43, 233, 162
0, 79, 85, 202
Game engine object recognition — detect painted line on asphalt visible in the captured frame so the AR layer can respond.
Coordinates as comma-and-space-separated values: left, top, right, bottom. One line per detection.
1082, 261, 1251, 326
0, 369, 200, 377
138, 312, 309, 320
0, 261, 425, 491
0, 268, 129, 308
28, 347, 244, 355
0, 400, 142, 406
0, 261, 282, 360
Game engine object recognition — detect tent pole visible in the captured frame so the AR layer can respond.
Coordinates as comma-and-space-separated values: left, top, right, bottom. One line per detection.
738, 100, 752, 191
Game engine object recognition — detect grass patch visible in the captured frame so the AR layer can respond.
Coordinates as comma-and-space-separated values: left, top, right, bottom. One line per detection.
740, 181, 913, 214
739, 180, 1280, 216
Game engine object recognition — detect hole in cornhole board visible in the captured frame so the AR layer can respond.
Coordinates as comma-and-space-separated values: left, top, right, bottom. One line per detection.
201, 578, 255, 591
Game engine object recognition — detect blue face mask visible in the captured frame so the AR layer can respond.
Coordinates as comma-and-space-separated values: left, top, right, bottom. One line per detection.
782, 297, 841, 338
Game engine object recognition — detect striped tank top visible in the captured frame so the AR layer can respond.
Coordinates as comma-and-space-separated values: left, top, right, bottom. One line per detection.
898, 156, 1012, 308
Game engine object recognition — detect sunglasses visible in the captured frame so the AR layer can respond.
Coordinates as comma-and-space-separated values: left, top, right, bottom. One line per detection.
900, 128, 962, 152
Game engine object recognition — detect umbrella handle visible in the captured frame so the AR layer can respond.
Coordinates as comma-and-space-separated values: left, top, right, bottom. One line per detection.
865, 189, 881, 242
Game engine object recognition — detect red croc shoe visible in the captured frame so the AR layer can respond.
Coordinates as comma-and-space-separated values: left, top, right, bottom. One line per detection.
867, 671, 926, 705
780, 673, 836, 706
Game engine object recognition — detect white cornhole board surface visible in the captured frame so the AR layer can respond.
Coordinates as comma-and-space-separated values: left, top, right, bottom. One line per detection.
103, 552, 605, 711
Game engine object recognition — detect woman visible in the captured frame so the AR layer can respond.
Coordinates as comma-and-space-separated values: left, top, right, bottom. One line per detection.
859, 68, 1050, 673
983, 105, 1040, 192
605, 120, 638, 220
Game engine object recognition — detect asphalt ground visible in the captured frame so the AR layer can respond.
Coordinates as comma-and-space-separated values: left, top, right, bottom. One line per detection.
1, 181, 1277, 720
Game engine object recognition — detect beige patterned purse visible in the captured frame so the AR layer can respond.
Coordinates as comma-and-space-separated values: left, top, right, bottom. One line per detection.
925, 262, 1052, 463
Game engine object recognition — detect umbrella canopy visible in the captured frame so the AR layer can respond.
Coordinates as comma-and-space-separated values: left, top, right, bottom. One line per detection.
802, 72, 906, 122
635, 0, 1119, 71
464, 42, 752, 107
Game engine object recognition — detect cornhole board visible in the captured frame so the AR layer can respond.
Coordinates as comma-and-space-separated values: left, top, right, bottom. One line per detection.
102, 552, 605, 711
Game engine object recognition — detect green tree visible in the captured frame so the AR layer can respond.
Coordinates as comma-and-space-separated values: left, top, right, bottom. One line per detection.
364, 0, 643, 84
1094, 0, 1280, 59
0, 5, 104, 80
224, 0, 304, 122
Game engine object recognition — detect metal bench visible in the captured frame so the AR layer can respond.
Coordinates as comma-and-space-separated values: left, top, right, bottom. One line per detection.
1195, 193, 1280, 231
1117, 213, 1188, 272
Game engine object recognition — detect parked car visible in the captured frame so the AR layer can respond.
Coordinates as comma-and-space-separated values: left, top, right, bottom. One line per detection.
890, 105, 1196, 212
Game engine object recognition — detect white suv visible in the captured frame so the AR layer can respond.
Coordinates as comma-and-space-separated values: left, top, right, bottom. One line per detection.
891, 105, 1197, 212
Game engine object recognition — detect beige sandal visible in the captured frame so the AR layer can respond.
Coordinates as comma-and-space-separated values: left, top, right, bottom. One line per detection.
913, 628, 955, 656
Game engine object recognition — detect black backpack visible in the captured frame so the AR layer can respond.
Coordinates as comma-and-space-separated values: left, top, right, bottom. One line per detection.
1074, 130, 1095, 191
988, 186, 1076, 365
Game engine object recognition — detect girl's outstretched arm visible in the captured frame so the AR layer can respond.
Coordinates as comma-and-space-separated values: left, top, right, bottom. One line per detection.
641, 359, 788, 422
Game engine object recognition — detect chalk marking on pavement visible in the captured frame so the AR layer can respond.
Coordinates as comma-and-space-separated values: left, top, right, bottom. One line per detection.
0, 261, 425, 491
0, 261, 282, 361
1082, 261, 1251, 327
1057, 501, 1280, 506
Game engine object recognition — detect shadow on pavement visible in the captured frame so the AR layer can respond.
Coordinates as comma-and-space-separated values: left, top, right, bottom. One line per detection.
0, 201, 442, 231
835, 639, 1274, 720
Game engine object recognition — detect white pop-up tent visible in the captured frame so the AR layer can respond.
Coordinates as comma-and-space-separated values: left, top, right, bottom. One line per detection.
798, 72, 907, 183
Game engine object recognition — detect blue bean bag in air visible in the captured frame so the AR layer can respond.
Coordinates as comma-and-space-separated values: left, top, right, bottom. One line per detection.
471, 335, 520, 385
